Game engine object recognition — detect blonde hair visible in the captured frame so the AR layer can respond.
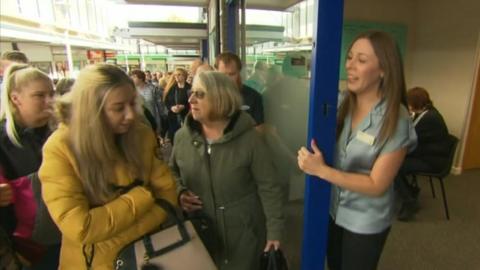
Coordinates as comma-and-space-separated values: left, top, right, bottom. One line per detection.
0, 64, 52, 146
158, 77, 168, 89
68, 64, 143, 205
55, 91, 72, 125
193, 71, 242, 121
163, 67, 188, 101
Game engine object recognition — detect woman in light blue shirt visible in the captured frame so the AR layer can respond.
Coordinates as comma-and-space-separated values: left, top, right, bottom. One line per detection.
298, 31, 417, 270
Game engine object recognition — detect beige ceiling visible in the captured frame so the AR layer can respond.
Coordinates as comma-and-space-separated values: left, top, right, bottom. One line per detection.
124, 0, 302, 11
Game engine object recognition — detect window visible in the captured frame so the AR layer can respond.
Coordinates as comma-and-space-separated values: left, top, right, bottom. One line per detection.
77, 0, 88, 31
86, 0, 97, 32
38, 0, 55, 23
54, 0, 70, 25
0, 0, 20, 16
69, 0, 81, 28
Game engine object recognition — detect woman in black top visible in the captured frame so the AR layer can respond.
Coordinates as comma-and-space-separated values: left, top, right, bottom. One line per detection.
396, 87, 449, 221
163, 68, 191, 144
0, 64, 60, 269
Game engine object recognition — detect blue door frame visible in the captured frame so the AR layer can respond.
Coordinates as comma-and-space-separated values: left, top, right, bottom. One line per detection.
201, 39, 209, 62
226, 0, 237, 53
301, 0, 344, 269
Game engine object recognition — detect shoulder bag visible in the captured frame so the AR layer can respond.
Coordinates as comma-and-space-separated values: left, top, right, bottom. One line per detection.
114, 198, 217, 270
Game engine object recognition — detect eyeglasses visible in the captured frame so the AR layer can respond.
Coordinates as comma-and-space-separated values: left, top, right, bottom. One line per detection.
190, 90, 206, 99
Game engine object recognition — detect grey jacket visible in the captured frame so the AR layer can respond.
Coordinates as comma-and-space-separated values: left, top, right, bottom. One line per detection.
170, 111, 285, 270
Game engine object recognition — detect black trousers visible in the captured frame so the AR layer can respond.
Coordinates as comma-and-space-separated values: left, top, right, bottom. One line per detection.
327, 218, 390, 270
395, 157, 431, 202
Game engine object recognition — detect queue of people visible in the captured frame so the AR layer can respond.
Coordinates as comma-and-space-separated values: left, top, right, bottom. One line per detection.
0, 29, 453, 270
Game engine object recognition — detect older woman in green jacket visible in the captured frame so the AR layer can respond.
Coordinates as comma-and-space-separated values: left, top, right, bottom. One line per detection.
170, 71, 285, 270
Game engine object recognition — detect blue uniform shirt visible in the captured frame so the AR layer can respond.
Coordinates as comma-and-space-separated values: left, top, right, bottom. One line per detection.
330, 98, 417, 234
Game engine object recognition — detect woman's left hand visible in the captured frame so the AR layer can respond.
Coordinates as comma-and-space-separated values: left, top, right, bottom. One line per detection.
264, 240, 280, 252
297, 139, 327, 178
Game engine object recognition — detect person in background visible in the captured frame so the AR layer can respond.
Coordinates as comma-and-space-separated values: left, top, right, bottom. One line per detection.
187, 58, 203, 85
0, 51, 29, 83
155, 76, 169, 144
55, 78, 75, 96
0, 51, 29, 100
130, 69, 163, 136
158, 76, 168, 89
38, 64, 177, 269
215, 52, 264, 129
0, 64, 60, 269
396, 86, 450, 221
145, 70, 153, 84
196, 63, 214, 74
297, 31, 416, 270
151, 71, 159, 86
163, 67, 191, 144
156, 71, 163, 81
244, 60, 268, 94
171, 71, 284, 269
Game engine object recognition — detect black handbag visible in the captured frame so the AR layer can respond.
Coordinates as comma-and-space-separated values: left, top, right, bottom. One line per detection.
260, 248, 289, 270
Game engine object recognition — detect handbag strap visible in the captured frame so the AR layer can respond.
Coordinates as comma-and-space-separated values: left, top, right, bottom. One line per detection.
142, 199, 191, 259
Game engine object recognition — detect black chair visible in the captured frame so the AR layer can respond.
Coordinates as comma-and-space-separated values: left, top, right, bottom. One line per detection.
410, 134, 459, 220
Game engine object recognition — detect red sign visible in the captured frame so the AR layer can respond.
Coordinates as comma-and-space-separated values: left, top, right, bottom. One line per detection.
105, 51, 117, 58
87, 50, 105, 59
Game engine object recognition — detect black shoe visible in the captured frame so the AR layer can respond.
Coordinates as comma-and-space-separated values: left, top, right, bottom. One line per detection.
397, 201, 420, 221
411, 186, 420, 198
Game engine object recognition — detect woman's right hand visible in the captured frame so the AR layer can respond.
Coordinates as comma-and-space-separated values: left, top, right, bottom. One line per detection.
297, 139, 328, 178
172, 105, 185, 114
0, 183, 13, 206
179, 190, 203, 212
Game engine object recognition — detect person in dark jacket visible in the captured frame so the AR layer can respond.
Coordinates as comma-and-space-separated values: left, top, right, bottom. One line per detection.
163, 67, 191, 144
396, 86, 450, 221
170, 71, 284, 270
215, 52, 265, 128
0, 64, 60, 269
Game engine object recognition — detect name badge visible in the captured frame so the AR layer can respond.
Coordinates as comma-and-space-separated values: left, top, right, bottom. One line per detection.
356, 131, 375, 145
241, 105, 250, 111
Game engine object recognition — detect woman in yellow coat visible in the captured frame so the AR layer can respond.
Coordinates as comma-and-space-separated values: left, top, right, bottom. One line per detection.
38, 64, 177, 269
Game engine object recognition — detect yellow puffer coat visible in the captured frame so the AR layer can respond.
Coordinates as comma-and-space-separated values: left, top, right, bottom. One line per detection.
38, 124, 177, 270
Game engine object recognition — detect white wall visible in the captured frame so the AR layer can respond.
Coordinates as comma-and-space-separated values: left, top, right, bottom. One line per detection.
410, 0, 480, 168
0, 42, 14, 52
17, 43, 53, 62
